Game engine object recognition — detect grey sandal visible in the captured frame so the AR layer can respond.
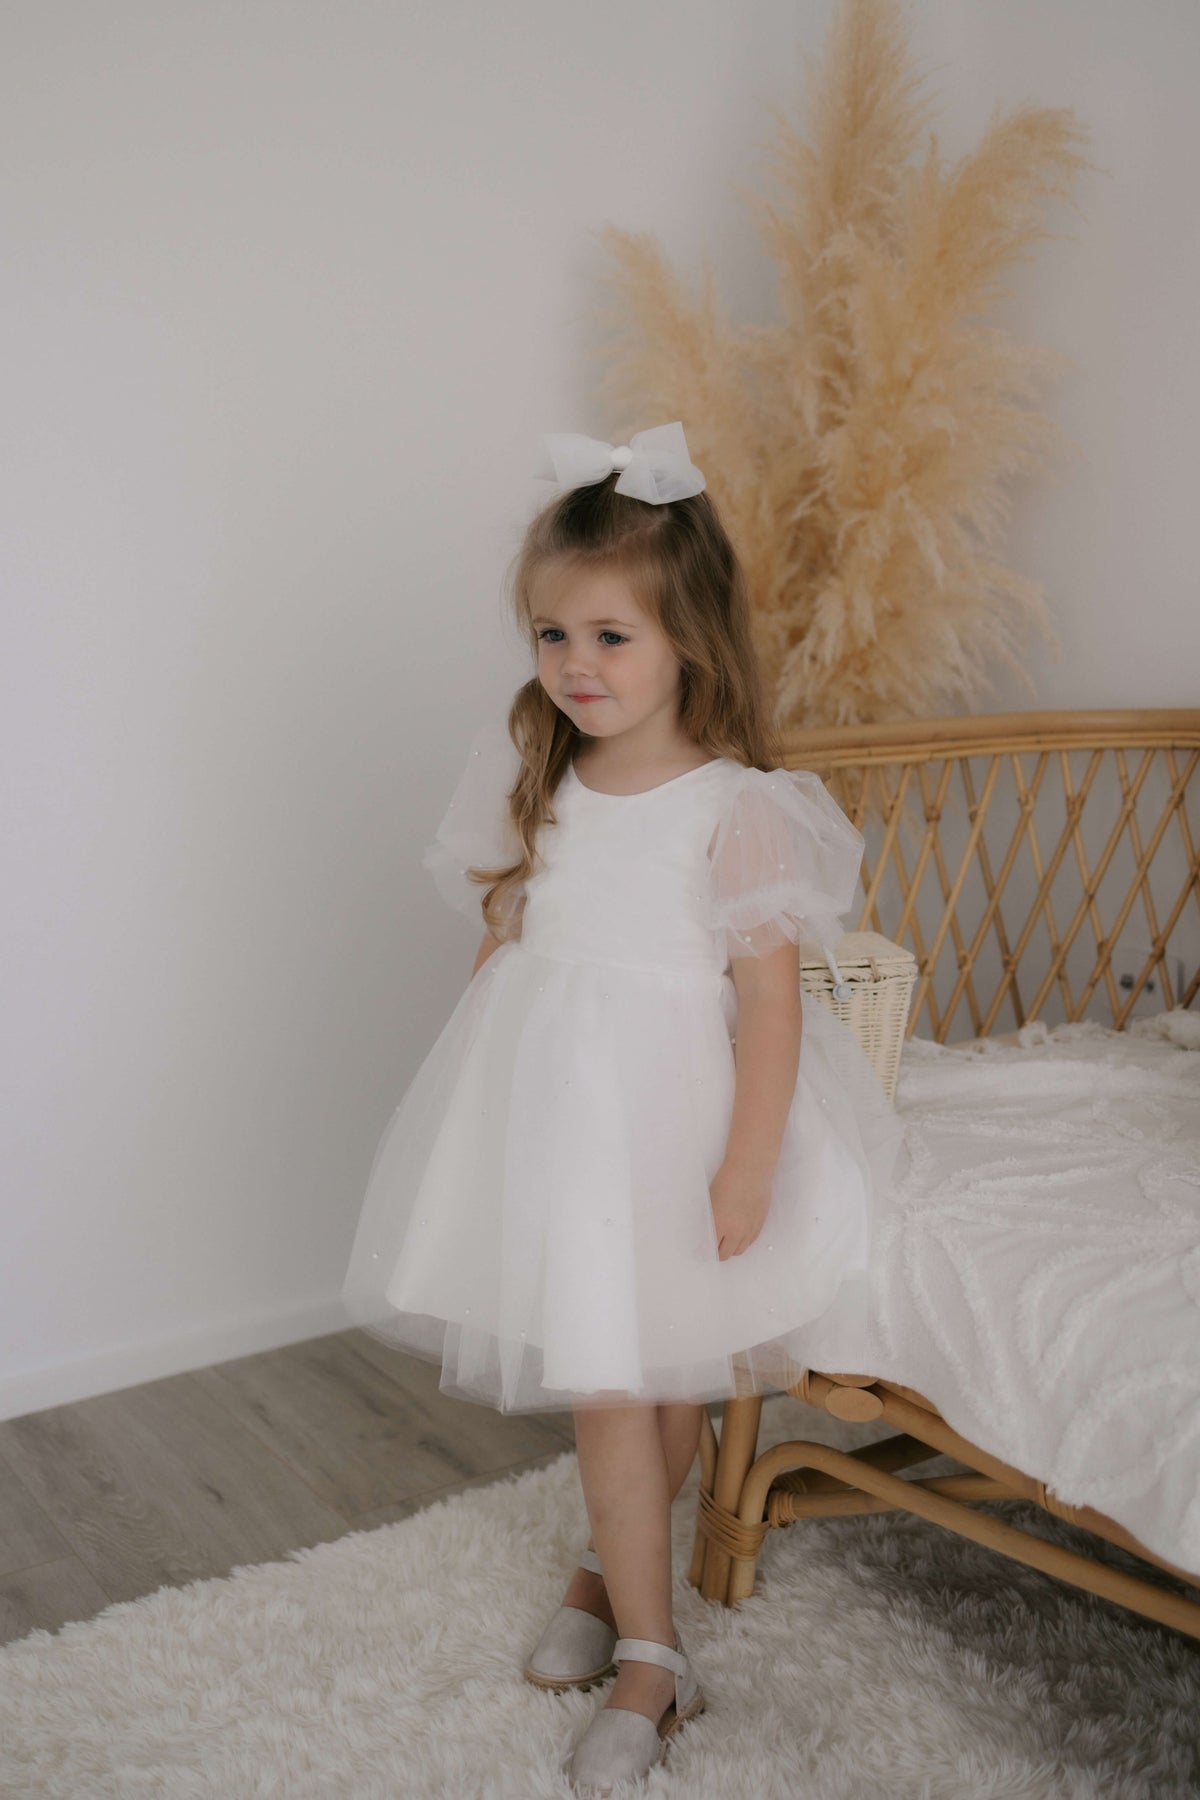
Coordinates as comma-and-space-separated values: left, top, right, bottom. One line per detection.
522, 1548, 618, 1690
566, 1627, 705, 1795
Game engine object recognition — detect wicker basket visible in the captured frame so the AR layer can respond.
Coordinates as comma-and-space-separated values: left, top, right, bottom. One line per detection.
798, 931, 918, 1104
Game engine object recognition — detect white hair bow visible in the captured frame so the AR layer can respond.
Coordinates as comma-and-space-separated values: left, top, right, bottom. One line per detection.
534, 420, 706, 505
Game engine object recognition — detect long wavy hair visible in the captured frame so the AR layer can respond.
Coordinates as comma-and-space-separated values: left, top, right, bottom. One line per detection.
472, 471, 782, 940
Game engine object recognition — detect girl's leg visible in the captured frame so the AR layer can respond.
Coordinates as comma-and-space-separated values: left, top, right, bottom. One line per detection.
571, 1399, 701, 1723
562, 1401, 704, 1626
653, 1400, 706, 1503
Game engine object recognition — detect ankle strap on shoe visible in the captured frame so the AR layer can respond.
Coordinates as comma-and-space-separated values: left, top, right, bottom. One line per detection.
578, 1547, 603, 1575
613, 1636, 686, 1676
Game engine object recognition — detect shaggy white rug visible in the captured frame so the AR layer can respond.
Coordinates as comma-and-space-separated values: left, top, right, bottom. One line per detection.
1, 1394, 1196, 1799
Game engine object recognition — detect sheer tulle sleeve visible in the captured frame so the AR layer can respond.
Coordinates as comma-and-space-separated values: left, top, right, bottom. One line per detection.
704, 765, 864, 961
420, 716, 525, 931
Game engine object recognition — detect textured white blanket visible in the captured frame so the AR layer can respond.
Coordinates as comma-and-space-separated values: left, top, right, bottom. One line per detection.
784, 1009, 1200, 1575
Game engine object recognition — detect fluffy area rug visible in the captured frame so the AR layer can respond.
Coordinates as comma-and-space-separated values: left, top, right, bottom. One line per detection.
1, 1394, 1196, 1799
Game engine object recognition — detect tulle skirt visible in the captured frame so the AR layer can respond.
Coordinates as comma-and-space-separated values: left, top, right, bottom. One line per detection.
341, 940, 908, 1413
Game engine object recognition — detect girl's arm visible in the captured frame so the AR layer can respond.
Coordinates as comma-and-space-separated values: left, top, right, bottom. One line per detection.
472, 932, 503, 978
470, 895, 526, 978
710, 940, 803, 1260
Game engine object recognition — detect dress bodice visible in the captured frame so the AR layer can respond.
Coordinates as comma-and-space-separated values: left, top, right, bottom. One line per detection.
421, 716, 867, 977
518, 757, 737, 979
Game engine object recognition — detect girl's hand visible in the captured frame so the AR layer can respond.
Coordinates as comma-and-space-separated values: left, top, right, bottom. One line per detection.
709, 1159, 774, 1260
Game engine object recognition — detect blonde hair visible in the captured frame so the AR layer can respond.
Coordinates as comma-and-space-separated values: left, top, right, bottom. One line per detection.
471, 471, 782, 940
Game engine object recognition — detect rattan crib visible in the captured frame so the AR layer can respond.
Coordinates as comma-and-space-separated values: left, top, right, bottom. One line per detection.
688, 708, 1200, 1642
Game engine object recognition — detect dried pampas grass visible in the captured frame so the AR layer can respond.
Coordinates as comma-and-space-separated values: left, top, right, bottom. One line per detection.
586, 0, 1100, 728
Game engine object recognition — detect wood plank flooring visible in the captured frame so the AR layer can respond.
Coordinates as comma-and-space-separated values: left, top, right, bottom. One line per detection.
0, 1328, 586, 1647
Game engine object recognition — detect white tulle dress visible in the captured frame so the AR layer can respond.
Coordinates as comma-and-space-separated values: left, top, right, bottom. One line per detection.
341, 717, 908, 1413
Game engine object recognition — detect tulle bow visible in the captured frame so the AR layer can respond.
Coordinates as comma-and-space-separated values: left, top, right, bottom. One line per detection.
534, 421, 706, 504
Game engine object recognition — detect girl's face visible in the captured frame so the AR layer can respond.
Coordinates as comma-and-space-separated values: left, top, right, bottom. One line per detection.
531, 561, 684, 746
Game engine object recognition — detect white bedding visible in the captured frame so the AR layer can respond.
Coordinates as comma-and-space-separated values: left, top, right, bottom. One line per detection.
782, 1008, 1200, 1576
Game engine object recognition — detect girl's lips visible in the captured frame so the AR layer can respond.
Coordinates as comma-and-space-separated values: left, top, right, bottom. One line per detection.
568, 694, 606, 702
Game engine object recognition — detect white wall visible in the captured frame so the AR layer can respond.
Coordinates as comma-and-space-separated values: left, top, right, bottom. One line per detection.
901, 0, 1200, 711
2, 2, 1196, 1420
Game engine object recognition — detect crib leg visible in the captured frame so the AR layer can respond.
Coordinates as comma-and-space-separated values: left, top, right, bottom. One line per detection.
688, 1408, 720, 1590
697, 1394, 763, 1603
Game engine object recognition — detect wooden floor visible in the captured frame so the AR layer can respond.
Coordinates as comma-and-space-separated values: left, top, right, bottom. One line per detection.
0, 1327, 597, 1648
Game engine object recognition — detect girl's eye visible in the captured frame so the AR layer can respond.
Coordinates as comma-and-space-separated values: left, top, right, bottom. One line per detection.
535, 629, 627, 647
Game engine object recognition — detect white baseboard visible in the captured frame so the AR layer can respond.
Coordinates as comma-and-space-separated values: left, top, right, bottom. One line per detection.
0, 1297, 354, 1424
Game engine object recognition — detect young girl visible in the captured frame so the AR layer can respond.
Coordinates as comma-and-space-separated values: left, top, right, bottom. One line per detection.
341, 422, 907, 1796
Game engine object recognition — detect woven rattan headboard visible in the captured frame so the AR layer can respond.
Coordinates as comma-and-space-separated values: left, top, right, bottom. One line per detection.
783, 709, 1200, 1044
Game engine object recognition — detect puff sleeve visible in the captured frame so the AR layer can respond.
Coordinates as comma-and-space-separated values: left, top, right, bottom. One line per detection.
704, 764, 864, 960
420, 716, 526, 930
